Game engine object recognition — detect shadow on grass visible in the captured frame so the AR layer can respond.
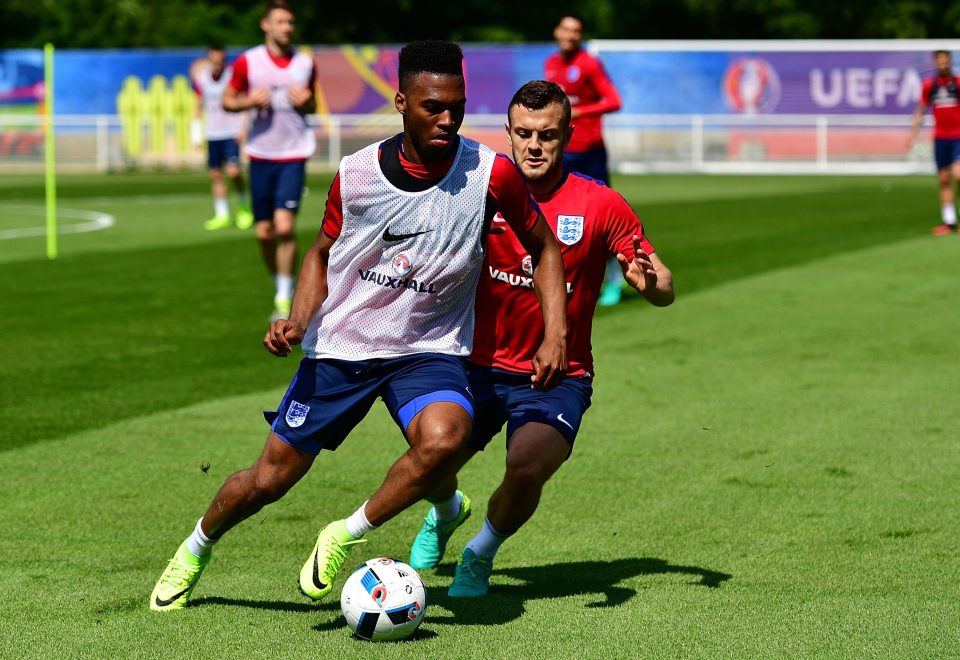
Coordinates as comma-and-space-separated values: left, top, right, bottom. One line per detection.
190, 556, 731, 632
426, 557, 732, 626
190, 596, 338, 614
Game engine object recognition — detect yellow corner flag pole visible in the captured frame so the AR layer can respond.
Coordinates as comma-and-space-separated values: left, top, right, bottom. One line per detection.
44, 43, 57, 260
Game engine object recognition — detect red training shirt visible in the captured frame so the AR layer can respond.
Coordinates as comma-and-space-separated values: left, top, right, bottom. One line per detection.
471, 170, 655, 378
922, 75, 960, 139
544, 49, 622, 153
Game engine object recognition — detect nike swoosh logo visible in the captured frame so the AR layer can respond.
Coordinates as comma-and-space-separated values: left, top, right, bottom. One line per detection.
383, 227, 432, 242
556, 413, 574, 431
155, 587, 190, 608
311, 548, 327, 591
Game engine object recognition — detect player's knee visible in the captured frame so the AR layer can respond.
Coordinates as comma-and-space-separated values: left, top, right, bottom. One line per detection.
412, 420, 469, 469
255, 223, 273, 241
209, 168, 223, 183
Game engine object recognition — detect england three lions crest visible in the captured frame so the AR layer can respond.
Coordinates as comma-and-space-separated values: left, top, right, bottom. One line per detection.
285, 401, 310, 428
556, 215, 584, 245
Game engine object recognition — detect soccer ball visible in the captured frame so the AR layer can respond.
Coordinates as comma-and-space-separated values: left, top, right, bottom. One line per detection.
340, 557, 427, 641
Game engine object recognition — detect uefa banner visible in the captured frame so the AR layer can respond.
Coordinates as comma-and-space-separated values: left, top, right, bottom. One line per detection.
0, 42, 951, 117
592, 45, 935, 115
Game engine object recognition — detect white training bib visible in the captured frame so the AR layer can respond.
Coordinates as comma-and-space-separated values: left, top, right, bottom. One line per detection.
303, 137, 496, 360
194, 66, 244, 141
244, 45, 316, 160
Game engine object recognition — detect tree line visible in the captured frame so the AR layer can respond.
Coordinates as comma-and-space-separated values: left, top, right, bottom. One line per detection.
3, 0, 960, 48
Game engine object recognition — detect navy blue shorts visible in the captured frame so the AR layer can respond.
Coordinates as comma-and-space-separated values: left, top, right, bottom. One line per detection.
207, 138, 240, 169
265, 353, 474, 456
562, 147, 609, 184
935, 139, 960, 170
466, 365, 593, 453
249, 159, 306, 222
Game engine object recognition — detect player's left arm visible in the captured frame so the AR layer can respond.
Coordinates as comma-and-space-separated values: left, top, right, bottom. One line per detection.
617, 237, 674, 307
606, 195, 674, 306
572, 59, 622, 119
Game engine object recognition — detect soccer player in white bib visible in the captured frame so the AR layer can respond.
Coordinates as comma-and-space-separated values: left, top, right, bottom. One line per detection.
191, 44, 253, 232
407, 81, 675, 597
150, 41, 569, 611
222, 0, 316, 320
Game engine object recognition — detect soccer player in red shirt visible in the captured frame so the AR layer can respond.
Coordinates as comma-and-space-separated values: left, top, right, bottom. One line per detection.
545, 12, 625, 305
908, 50, 960, 235
407, 80, 674, 597
223, 0, 317, 320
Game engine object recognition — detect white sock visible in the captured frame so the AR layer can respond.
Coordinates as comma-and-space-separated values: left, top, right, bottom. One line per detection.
942, 203, 957, 225
214, 197, 229, 218
186, 517, 217, 557
430, 492, 461, 522
344, 501, 378, 539
275, 274, 294, 301
465, 517, 509, 558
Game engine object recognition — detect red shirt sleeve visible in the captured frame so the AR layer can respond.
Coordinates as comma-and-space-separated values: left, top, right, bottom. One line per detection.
228, 53, 249, 94
603, 190, 654, 260
320, 173, 343, 239
488, 154, 540, 233
576, 56, 622, 118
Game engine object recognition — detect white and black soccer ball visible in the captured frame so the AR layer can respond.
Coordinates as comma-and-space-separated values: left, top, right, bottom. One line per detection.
340, 557, 427, 641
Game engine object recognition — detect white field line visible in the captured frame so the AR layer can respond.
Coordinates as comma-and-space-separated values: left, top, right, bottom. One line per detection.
0, 204, 116, 239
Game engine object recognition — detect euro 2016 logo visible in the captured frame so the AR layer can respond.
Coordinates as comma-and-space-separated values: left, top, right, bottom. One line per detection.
392, 253, 412, 276
723, 57, 781, 114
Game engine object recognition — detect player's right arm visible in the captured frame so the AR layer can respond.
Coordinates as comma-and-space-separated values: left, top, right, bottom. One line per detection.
222, 54, 270, 113
907, 79, 932, 148
263, 176, 340, 356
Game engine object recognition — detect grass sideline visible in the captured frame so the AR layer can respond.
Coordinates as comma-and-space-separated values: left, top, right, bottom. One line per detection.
2, 172, 958, 657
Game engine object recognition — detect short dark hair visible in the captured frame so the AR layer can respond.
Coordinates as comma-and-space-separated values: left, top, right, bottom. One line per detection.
208, 43, 225, 53
398, 40, 464, 91
508, 80, 572, 132
263, 0, 294, 18
934, 49, 951, 58
558, 11, 585, 29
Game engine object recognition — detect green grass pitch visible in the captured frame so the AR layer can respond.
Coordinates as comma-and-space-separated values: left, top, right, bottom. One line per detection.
1, 171, 958, 657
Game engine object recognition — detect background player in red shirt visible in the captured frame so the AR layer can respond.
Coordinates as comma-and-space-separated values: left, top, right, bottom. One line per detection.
545, 12, 625, 305
407, 80, 674, 597
223, 0, 317, 320
908, 50, 960, 235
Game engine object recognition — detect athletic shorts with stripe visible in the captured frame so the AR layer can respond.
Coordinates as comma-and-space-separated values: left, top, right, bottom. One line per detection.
265, 353, 474, 455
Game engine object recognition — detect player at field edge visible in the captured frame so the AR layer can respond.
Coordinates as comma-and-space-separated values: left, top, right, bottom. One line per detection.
191, 44, 254, 232
222, 0, 317, 320
544, 12, 624, 306
407, 80, 674, 597
908, 49, 960, 236
149, 40, 569, 611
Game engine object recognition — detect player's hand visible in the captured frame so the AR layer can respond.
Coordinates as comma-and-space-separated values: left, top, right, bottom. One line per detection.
248, 88, 271, 109
616, 236, 658, 294
263, 319, 305, 357
288, 85, 312, 110
531, 336, 566, 392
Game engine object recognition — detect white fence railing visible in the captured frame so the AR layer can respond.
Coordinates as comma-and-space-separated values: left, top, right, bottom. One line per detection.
0, 113, 936, 175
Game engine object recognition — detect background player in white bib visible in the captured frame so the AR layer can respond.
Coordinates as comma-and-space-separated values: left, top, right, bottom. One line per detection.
407, 81, 675, 597
222, 0, 317, 320
191, 44, 253, 232
150, 41, 568, 611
